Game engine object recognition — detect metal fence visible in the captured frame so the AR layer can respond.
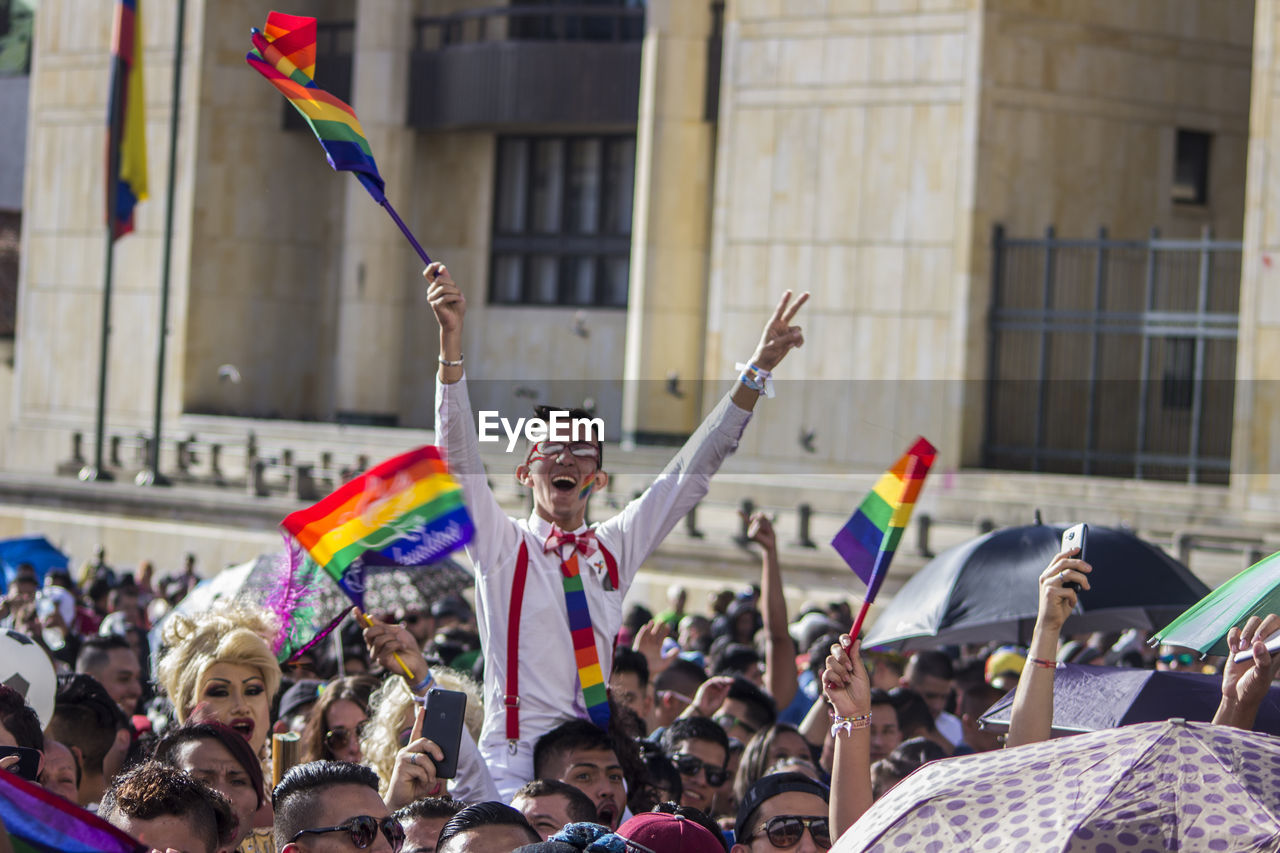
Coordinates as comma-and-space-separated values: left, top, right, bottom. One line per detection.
982, 226, 1242, 485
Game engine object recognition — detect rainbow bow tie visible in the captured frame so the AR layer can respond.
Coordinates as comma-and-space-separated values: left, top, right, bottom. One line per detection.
544, 527, 598, 559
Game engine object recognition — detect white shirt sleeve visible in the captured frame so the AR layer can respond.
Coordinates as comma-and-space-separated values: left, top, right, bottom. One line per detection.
435, 374, 522, 575
597, 389, 752, 593
447, 726, 500, 804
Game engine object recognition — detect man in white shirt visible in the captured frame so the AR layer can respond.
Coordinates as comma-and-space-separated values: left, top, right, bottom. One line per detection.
426, 262, 808, 797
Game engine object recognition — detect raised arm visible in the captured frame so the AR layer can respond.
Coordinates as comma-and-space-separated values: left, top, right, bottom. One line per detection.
1005, 548, 1090, 748
1214, 614, 1280, 730
747, 512, 798, 709
825, 636, 873, 837
427, 263, 465, 386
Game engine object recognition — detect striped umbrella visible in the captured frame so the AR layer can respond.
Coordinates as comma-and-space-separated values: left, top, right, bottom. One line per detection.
1153, 550, 1280, 656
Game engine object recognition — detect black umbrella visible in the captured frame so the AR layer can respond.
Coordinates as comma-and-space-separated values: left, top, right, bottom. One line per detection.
977, 663, 1280, 737
308, 555, 473, 616
862, 524, 1209, 651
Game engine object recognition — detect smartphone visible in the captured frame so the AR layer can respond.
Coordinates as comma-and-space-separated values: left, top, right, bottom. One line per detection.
1060, 523, 1087, 593
0, 746, 40, 783
422, 688, 467, 779
1232, 632, 1280, 664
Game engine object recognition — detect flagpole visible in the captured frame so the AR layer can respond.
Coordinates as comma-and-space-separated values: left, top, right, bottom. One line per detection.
82, 63, 128, 484
137, 0, 186, 487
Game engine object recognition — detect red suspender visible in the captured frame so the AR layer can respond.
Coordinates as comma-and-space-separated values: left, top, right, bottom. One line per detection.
503, 538, 617, 745
506, 542, 530, 745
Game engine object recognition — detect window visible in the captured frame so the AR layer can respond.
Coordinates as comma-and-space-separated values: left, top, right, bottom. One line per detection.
0, 0, 34, 76
490, 135, 635, 308
508, 0, 645, 42
1161, 337, 1195, 410
0, 211, 18, 338
1172, 129, 1210, 206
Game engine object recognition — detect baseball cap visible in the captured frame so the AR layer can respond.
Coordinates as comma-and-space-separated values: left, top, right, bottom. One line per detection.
984, 646, 1027, 684
276, 679, 323, 721
617, 812, 724, 853
734, 772, 831, 841
512, 844, 579, 853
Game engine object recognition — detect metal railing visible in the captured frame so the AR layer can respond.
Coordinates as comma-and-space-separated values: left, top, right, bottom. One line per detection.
983, 225, 1242, 485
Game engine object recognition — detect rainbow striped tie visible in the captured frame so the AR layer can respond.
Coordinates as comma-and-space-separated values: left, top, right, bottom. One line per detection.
557, 549, 610, 730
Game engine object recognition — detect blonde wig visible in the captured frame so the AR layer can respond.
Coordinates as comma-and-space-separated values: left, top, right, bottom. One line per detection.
361, 667, 483, 796
157, 605, 283, 721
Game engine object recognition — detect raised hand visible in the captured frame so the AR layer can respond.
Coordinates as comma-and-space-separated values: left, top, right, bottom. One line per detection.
822, 636, 871, 719
1037, 548, 1091, 634
745, 511, 777, 552
685, 675, 734, 719
751, 290, 810, 371
425, 263, 466, 335
358, 608, 426, 685
1221, 614, 1280, 717
632, 620, 679, 677
384, 704, 446, 808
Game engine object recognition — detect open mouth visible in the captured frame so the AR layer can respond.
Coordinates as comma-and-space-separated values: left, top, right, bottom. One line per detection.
551, 476, 577, 493
230, 718, 255, 739
597, 803, 617, 828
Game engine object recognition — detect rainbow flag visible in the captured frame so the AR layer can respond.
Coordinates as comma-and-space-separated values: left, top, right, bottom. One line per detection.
831, 437, 936, 603
280, 447, 473, 604
245, 12, 385, 201
106, 0, 148, 239
0, 766, 145, 852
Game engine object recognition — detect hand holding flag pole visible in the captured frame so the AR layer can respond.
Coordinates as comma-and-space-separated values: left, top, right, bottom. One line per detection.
831, 438, 937, 643
245, 14, 431, 265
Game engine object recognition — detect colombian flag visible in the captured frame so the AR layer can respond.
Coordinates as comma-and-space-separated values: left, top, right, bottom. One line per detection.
107, 0, 148, 239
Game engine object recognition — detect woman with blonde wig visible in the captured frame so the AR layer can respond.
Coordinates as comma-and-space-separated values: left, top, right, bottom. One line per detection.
157, 604, 282, 759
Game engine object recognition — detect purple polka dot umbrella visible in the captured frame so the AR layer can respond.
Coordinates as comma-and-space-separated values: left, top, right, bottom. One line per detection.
835, 719, 1280, 853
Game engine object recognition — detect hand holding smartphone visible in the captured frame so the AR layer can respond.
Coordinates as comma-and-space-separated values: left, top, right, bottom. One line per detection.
421, 688, 467, 779
1232, 632, 1280, 664
1060, 523, 1088, 594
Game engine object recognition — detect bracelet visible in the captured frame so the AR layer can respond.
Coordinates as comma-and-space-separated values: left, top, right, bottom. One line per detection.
438, 354, 464, 366
734, 362, 775, 398
1027, 656, 1057, 670
408, 671, 435, 694
829, 711, 871, 738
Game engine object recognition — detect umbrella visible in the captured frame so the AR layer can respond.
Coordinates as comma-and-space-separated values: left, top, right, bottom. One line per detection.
306, 557, 473, 617
977, 662, 1280, 737
835, 719, 1280, 852
1153, 550, 1280, 656
862, 524, 1209, 651
0, 535, 69, 592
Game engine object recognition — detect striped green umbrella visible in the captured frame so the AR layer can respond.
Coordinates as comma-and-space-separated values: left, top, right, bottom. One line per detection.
1153, 550, 1280, 655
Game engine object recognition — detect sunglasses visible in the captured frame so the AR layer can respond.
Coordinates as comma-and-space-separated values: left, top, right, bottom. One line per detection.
672, 753, 728, 787
290, 815, 405, 851
746, 815, 832, 850
714, 712, 759, 736
528, 441, 600, 462
1159, 653, 1197, 665
324, 723, 368, 753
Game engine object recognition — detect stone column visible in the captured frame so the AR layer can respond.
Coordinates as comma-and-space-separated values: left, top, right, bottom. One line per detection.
331, 0, 416, 424
620, 0, 717, 444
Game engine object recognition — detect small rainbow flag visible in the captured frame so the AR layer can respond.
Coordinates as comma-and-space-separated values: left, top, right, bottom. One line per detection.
245, 12, 385, 201
0, 765, 145, 852
281, 447, 474, 604
106, 0, 148, 239
832, 437, 937, 606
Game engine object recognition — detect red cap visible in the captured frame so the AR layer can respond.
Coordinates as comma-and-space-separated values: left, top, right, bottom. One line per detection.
616, 813, 724, 853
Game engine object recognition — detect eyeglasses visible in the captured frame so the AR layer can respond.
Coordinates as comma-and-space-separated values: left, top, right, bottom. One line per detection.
671, 753, 728, 787
528, 441, 600, 462
713, 713, 759, 736
745, 815, 832, 850
1159, 653, 1196, 666
324, 723, 368, 753
290, 815, 405, 851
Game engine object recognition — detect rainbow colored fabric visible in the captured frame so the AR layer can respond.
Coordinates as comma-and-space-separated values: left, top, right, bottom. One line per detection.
106, 0, 148, 239
245, 12, 386, 200
280, 446, 474, 604
831, 437, 937, 603
0, 766, 144, 852
558, 551, 610, 730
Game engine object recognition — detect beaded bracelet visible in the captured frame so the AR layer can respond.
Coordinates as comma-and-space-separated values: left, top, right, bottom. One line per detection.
1027, 656, 1057, 670
829, 711, 871, 738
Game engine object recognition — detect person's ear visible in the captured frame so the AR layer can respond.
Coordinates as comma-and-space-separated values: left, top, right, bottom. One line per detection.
516, 463, 532, 487
592, 470, 609, 492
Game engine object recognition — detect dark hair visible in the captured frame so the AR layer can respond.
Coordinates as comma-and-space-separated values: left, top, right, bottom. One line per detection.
629, 742, 682, 815
154, 721, 266, 809
272, 760, 381, 848
807, 632, 844, 677
660, 716, 729, 758
0, 685, 42, 751
513, 779, 598, 825
101, 761, 236, 853
872, 737, 948, 798
76, 634, 134, 676
648, 802, 729, 852
299, 674, 380, 763
611, 646, 650, 690
733, 723, 809, 802
393, 795, 468, 823
907, 650, 954, 682
531, 405, 604, 469
869, 688, 893, 707
437, 802, 539, 850
534, 720, 617, 780
887, 687, 937, 738
712, 644, 761, 679
47, 674, 126, 770
652, 658, 707, 696
725, 677, 777, 731
624, 605, 653, 637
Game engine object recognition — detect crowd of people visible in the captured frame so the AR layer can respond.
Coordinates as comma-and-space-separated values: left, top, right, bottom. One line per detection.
0, 266, 1275, 853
